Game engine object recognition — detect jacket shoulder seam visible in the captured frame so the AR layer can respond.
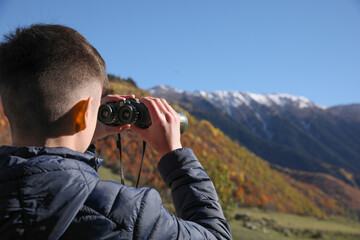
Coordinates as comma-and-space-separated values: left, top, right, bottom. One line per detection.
146, 205, 165, 239
80, 204, 116, 225
75, 160, 91, 193
133, 188, 151, 238
108, 186, 123, 215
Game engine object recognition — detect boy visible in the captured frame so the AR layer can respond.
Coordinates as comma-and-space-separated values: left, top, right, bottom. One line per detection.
0, 24, 231, 239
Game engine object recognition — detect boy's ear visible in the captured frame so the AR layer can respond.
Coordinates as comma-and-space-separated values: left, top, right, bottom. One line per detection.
73, 97, 93, 133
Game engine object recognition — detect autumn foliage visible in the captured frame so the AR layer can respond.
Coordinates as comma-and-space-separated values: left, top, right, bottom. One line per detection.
0, 76, 356, 218
93, 78, 347, 218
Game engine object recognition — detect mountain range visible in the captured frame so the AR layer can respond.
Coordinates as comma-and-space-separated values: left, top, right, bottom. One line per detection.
1, 76, 359, 218
149, 85, 360, 187
94, 78, 349, 217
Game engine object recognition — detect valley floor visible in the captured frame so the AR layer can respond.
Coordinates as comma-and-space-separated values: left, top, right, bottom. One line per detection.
230, 207, 360, 240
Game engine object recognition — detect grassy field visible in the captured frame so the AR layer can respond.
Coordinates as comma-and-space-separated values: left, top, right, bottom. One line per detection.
98, 164, 122, 182
229, 208, 360, 240
99, 165, 360, 240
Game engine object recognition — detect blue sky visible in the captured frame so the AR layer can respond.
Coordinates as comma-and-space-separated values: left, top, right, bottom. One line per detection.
0, 0, 359, 107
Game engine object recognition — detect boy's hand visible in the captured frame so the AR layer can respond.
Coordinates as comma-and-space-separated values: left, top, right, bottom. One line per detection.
92, 94, 135, 142
130, 97, 182, 157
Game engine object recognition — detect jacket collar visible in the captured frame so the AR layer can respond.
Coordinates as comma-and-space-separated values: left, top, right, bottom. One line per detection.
0, 144, 103, 170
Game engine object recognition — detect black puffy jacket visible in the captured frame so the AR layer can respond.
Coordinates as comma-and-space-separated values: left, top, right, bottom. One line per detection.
0, 145, 232, 239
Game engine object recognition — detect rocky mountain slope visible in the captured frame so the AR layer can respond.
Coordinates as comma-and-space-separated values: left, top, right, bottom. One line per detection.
149, 86, 360, 187
91, 79, 344, 217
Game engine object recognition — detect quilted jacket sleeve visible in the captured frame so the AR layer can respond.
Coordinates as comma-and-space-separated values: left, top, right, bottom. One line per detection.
134, 148, 232, 240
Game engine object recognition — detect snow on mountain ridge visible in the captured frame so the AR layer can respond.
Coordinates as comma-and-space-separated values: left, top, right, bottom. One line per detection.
244, 92, 319, 109
149, 86, 326, 111
195, 90, 323, 110
149, 85, 184, 94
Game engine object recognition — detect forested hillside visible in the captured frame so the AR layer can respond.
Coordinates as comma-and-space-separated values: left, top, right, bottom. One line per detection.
93, 76, 350, 218
149, 86, 360, 187
0, 75, 358, 219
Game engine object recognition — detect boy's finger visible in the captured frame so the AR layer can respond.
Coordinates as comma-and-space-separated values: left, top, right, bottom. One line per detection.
101, 95, 122, 104
103, 124, 131, 135
122, 94, 136, 99
117, 124, 131, 133
160, 99, 178, 118
140, 97, 163, 122
156, 99, 175, 122
101, 94, 135, 104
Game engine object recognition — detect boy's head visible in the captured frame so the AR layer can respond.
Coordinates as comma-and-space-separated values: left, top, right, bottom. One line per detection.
0, 24, 107, 147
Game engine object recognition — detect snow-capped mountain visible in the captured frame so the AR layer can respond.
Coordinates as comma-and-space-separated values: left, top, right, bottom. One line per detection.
196, 90, 321, 111
150, 85, 323, 115
149, 85, 360, 187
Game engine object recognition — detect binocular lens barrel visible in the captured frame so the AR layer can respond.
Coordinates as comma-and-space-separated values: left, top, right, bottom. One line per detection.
98, 99, 188, 134
118, 105, 135, 124
98, 105, 116, 124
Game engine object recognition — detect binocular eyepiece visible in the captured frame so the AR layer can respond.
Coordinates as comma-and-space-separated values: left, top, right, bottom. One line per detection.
98, 98, 188, 134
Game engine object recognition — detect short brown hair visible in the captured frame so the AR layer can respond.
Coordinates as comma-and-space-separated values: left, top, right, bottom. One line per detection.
0, 24, 107, 136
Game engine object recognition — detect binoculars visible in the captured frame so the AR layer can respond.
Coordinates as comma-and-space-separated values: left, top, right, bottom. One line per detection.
98, 98, 188, 134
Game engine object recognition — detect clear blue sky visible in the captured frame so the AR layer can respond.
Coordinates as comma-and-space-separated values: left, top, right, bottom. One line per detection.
1, 0, 359, 107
